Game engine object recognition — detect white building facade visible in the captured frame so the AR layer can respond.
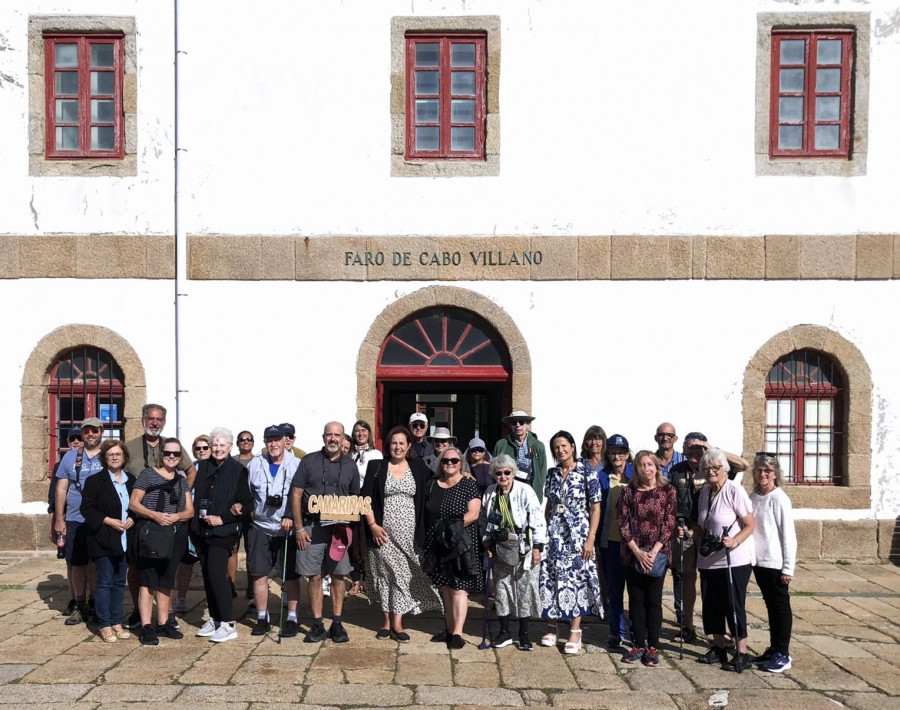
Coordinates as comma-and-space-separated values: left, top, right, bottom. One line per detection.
1, 1, 898, 559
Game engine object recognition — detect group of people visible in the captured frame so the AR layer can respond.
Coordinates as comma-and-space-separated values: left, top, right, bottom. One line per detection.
49, 406, 797, 674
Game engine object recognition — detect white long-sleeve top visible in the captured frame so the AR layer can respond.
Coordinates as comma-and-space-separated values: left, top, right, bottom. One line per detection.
750, 487, 797, 576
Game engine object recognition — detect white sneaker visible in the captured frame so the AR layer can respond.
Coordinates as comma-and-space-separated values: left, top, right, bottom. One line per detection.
210, 622, 238, 643
323, 576, 331, 597
196, 618, 217, 637
173, 598, 187, 613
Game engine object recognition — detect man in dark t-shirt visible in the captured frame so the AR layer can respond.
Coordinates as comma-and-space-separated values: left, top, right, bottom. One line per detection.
289, 421, 360, 643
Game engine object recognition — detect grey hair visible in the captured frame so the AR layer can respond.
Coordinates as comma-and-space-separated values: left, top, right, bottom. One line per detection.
699, 448, 730, 474
142, 403, 167, 419
489, 454, 517, 475
752, 454, 785, 493
209, 426, 234, 445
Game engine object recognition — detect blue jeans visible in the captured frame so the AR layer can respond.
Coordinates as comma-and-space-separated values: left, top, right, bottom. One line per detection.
94, 555, 128, 628
600, 541, 630, 641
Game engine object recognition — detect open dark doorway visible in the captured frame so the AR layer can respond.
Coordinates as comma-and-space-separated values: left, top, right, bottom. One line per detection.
374, 307, 511, 450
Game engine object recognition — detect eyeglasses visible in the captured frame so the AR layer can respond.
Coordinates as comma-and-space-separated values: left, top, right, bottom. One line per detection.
609, 451, 628, 458
470, 447, 485, 453
106, 452, 124, 458
494, 469, 513, 477
755, 468, 776, 476
411, 422, 427, 429
162, 450, 181, 458
82, 427, 100, 434
68, 437, 83, 444
656, 433, 676, 439
702, 465, 723, 474
194, 445, 209, 451
238, 437, 254, 443
441, 458, 461, 465
756, 451, 778, 458
510, 420, 528, 426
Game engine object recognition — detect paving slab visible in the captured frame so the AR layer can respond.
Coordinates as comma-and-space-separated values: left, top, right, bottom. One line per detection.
498, 646, 578, 689
833, 656, 900, 695
305, 683, 414, 706
0, 662, 37, 683
231, 655, 310, 685
551, 690, 677, 709
396, 653, 453, 685
0, 683, 93, 703
20, 653, 122, 684
415, 685, 523, 706
82, 685, 182, 703
675, 689, 856, 710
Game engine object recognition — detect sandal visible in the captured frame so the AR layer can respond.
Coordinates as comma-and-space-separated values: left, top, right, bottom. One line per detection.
540, 624, 558, 647
348, 581, 361, 596
563, 629, 582, 655
673, 627, 697, 644
100, 627, 118, 644
113, 625, 132, 640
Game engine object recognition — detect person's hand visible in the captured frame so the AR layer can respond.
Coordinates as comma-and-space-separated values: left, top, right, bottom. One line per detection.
123, 518, 134, 531
640, 549, 656, 573
295, 528, 311, 551
531, 548, 541, 567
229, 503, 243, 516
371, 524, 388, 546
54, 520, 67, 537
105, 517, 127, 532
722, 535, 739, 549
581, 539, 594, 561
781, 574, 792, 585
677, 526, 685, 539
280, 518, 293, 534
202, 514, 223, 527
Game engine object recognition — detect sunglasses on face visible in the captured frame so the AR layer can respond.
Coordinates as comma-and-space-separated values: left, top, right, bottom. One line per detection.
511, 420, 528, 426
194, 445, 209, 451
82, 427, 100, 434
238, 437, 254, 443
411, 422, 427, 429
162, 450, 181, 458
470, 447, 485, 453
441, 458, 461, 465
494, 469, 513, 477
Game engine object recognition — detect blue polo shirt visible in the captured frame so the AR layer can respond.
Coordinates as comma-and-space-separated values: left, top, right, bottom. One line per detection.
56, 448, 103, 523
659, 450, 686, 480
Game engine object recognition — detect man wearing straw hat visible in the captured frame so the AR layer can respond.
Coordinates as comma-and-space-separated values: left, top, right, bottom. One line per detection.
492, 411, 547, 502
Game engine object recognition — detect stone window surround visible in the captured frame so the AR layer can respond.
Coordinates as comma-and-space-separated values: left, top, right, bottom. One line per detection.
755, 11, 870, 177
391, 16, 500, 178
742, 325, 872, 509
355, 285, 530, 425
20, 324, 146, 503
28, 15, 137, 177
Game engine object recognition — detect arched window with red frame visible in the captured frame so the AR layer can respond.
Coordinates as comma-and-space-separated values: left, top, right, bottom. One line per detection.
47, 347, 125, 477
764, 349, 844, 484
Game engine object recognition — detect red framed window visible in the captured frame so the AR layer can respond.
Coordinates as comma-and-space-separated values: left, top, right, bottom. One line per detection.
48, 347, 125, 477
44, 34, 125, 159
405, 33, 486, 160
764, 349, 844, 485
769, 29, 853, 158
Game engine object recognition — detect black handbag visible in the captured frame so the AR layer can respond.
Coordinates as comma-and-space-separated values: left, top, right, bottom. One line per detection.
137, 479, 179, 559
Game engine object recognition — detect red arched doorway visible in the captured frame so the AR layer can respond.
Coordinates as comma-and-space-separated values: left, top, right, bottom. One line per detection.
375, 307, 511, 450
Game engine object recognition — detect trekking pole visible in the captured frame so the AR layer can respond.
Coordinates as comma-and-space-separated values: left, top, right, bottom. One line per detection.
678, 519, 685, 660
723, 525, 741, 673
278, 528, 290, 644
478, 551, 493, 650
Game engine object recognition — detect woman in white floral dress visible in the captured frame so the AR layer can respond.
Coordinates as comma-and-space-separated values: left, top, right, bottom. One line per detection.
539, 430, 603, 654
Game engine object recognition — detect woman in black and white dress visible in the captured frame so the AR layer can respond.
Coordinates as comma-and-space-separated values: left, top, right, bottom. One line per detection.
361, 425, 442, 641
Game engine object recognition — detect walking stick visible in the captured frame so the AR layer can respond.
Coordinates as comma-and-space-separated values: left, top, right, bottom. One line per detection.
723, 525, 741, 673
478, 551, 493, 650
678, 519, 685, 660
278, 528, 290, 644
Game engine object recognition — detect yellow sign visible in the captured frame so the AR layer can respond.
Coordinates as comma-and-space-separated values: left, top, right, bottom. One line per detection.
307, 495, 373, 522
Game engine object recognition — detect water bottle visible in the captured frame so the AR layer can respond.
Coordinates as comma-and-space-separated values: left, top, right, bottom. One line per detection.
56, 533, 66, 559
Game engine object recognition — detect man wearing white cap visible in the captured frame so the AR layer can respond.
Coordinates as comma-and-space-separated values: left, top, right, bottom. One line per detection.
408, 412, 434, 460
492, 411, 547, 502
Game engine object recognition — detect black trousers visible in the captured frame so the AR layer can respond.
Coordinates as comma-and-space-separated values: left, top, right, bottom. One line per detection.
753, 565, 792, 654
196, 538, 236, 623
624, 566, 666, 649
699, 564, 752, 639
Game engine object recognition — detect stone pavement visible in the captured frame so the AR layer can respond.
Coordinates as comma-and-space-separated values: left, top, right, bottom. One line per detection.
0, 553, 897, 710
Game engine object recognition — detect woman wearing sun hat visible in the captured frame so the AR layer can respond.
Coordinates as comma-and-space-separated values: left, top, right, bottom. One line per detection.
492, 411, 547, 502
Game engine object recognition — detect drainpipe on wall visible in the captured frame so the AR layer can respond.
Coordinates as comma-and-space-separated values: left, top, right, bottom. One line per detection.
174, 0, 187, 441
